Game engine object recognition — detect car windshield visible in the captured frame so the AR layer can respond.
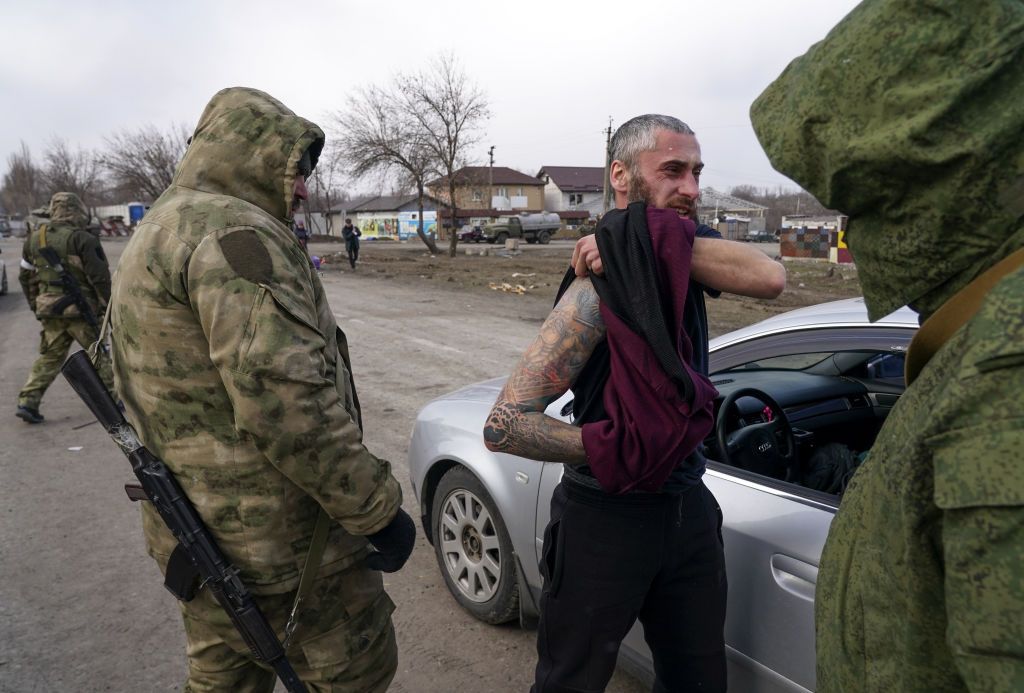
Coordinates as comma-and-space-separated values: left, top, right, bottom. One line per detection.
718, 349, 908, 386
721, 352, 835, 372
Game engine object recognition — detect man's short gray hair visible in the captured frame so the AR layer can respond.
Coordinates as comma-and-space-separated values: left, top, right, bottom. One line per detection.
609, 115, 695, 169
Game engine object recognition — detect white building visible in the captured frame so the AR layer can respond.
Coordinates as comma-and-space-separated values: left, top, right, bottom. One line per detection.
536, 166, 605, 218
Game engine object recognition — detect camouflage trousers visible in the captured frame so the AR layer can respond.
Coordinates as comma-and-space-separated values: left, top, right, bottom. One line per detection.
18, 317, 113, 410
179, 562, 398, 692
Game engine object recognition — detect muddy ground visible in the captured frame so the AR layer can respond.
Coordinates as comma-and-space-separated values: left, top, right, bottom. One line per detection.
0, 236, 860, 693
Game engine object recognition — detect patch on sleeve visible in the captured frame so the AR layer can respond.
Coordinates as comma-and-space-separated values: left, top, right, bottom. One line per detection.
218, 229, 273, 284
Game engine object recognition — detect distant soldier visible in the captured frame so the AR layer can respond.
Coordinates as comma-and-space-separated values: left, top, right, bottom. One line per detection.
16, 192, 113, 424
109, 87, 413, 691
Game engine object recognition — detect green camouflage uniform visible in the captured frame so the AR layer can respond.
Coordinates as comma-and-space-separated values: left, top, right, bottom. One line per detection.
17, 192, 114, 412
751, 1, 1024, 691
109, 87, 403, 691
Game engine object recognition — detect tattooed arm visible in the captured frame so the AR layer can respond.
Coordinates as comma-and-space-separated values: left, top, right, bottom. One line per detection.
483, 277, 605, 463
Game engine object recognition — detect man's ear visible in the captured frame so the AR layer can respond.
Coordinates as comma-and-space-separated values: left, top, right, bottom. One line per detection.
610, 160, 629, 195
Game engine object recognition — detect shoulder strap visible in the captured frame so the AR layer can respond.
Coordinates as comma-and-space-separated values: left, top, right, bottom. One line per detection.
282, 508, 331, 650
905, 247, 1024, 384
89, 300, 114, 362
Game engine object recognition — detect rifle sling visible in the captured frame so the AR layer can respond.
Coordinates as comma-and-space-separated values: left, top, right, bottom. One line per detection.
906, 247, 1024, 385
283, 508, 331, 649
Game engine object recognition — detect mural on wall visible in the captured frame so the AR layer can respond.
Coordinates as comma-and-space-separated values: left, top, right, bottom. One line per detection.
358, 217, 398, 240
829, 221, 853, 264
398, 211, 437, 240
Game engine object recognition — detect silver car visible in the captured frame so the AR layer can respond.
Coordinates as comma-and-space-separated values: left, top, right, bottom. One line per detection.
407, 298, 918, 691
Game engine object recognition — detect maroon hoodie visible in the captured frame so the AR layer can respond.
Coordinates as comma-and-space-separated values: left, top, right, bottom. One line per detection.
580, 205, 718, 493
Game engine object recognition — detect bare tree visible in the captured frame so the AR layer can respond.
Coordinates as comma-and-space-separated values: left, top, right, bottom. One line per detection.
333, 84, 441, 253
396, 54, 489, 257
100, 123, 189, 202
40, 138, 102, 205
1, 141, 44, 215
305, 143, 349, 237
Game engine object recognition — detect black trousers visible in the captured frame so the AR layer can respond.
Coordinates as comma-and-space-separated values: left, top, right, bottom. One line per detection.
532, 479, 727, 693
346, 239, 360, 268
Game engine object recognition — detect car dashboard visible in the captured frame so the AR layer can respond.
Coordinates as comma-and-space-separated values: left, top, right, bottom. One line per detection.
704, 368, 903, 494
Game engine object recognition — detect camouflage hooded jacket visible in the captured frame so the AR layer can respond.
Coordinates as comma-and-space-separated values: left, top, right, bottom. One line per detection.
19, 192, 110, 318
110, 88, 402, 595
752, 1, 1024, 690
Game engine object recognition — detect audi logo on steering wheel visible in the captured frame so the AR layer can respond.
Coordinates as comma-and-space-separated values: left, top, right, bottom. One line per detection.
758, 441, 773, 454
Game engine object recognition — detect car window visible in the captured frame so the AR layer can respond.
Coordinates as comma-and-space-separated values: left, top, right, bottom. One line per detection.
708, 327, 916, 504
710, 326, 914, 374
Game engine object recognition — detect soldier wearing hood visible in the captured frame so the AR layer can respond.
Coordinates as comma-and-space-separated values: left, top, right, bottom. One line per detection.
751, 1, 1024, 690
109, 87, 414, 691
16, 191, 113, 424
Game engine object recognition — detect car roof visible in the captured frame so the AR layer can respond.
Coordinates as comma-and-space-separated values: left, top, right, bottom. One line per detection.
710, 297, 918, 351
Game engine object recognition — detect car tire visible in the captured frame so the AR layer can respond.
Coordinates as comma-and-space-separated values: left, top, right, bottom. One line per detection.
495, 233, 508, 245
432, 466, 519, 625
538, 231, 551, 245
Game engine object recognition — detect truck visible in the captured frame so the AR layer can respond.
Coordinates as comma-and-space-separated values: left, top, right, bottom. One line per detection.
481, 213, 561, 245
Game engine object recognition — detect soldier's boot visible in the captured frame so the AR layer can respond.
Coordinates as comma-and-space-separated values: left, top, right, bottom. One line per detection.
16, 405, 44, 424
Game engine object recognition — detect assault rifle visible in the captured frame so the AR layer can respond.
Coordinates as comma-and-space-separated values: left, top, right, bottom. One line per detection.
61, 350, 308, 693
37, 246, 102, 342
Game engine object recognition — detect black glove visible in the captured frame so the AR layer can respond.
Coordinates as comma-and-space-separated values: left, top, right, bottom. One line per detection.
365, 507, 416, 573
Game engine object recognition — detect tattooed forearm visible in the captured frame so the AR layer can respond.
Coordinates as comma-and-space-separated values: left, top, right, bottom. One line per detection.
483, 278, 605, 463
484, 402, 586, 463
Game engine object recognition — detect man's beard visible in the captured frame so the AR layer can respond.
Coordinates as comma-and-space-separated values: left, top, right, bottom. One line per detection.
626, 168, 652, 205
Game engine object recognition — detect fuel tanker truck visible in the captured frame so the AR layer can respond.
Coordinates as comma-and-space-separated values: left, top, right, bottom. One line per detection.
481, 212, 561, 244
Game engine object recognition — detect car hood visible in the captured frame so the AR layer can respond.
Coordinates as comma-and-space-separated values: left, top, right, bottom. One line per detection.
429, 376, 508, 405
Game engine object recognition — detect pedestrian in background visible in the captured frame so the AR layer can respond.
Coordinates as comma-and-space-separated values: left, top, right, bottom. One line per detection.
342, 217, 361, 269
293, 218, 309, 253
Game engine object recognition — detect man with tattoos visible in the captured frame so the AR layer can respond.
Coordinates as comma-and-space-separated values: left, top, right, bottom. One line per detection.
484, 114, 785, 692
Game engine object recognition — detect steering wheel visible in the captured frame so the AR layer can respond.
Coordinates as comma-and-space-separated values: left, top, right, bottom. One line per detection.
715, 387, 798, 482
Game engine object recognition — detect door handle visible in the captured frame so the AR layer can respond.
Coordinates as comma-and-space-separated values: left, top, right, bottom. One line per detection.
770, 553, 818, 602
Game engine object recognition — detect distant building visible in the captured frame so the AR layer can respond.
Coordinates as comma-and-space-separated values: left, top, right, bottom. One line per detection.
428, 166, 545, 228
780, 214, 851, 263
536, 165, 604, 215
697, 188, 768, 239
347, 194, 441, 241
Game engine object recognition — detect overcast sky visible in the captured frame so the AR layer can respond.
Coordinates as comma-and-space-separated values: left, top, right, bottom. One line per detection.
0, 0, 861, 195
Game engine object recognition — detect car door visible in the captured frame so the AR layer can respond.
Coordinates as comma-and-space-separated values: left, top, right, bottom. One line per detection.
703, 469, 834, 692
695, 324, 916, 691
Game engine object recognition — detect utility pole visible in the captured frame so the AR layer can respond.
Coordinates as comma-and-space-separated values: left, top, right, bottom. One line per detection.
488, 145, 495, 212
602, 117, 613, 214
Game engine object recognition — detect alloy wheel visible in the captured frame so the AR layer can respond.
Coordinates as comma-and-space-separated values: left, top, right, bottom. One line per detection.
438, 488, 503, 603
